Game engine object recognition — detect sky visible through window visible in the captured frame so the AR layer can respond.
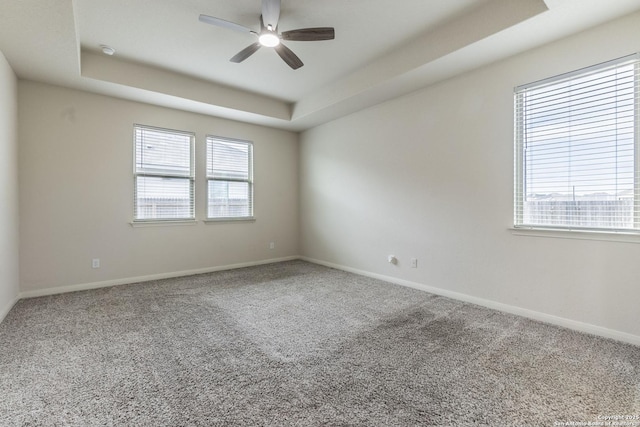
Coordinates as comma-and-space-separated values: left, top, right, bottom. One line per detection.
516, 56, 638, 230
522, 63, 635, 201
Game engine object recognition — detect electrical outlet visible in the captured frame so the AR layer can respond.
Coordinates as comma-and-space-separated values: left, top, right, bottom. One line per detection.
92, 258, 100, 269
411, 258, 418, 268
269, 242, 275, 249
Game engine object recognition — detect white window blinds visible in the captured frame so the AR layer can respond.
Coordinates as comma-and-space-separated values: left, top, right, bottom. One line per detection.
134, 125, 195, 221
515, 54, 640, 232
206, 136, 253, 219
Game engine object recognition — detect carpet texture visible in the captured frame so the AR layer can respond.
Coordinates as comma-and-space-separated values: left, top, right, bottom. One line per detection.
1, 260, 639, 426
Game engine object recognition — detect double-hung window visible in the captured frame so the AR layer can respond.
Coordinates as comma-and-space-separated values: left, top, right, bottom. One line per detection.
514, 54, 640, 232
206, 136, 253, 220
134, 125, 195, 221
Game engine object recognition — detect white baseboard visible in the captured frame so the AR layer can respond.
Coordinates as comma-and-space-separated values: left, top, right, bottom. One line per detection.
12, 255, 640, 347
19, 256, 300, 299
301, 256, 640, 347
0, 296, 19, 324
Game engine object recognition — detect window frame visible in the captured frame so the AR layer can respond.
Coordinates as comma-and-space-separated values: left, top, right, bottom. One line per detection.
133, 124, 195, 223
205, 135, 254, 222
514, 54, 640, 234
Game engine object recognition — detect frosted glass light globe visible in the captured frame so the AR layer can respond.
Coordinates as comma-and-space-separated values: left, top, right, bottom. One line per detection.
259, 33, 280, 47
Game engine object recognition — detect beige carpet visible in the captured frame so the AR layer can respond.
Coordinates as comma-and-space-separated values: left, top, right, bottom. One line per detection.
1, 260, 638, 426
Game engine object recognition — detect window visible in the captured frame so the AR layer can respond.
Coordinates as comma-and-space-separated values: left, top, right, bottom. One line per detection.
514, 54, 639, 232
134, 125, 194, 221
206, 136, 253, 220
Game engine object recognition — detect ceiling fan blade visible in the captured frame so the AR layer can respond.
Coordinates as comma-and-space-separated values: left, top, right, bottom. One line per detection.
281, 27, 335, 41
274, 43, 303, 70
230, 42, 262, 63
199, 14, 254, 34
262, 0, 281, 29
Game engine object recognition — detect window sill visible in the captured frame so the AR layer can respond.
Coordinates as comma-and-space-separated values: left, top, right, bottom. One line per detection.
510, 226, 640, 244
130, 220, 198, 228
203, 217, 256, 224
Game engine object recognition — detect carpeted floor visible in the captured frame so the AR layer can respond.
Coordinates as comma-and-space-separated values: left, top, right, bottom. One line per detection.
1, 260, 638, 426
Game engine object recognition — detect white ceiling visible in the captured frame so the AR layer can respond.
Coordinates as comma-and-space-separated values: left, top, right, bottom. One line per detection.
77, 0, 487, 102
1, 0, 640, 131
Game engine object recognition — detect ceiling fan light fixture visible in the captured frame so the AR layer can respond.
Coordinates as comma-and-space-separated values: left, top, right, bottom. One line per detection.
258, 32, 280, 47
199, 0, 334, 69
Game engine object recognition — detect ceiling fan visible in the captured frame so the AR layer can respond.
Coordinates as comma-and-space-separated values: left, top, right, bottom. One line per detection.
199, 0, 335, 70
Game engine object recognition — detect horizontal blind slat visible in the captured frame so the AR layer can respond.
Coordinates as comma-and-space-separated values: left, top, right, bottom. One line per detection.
514, 54, 639, 231
206, 136, 253, 219
134, 125, 194, 221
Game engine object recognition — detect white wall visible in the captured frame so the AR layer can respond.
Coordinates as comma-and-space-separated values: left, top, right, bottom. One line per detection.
18, 81, 299, 294
0, 50, 19, 321
300, 11, 640, 340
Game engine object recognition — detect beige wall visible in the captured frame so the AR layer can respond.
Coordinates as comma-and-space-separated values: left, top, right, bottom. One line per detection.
0, 50, 19, 320
300, 11, 640, 340
10, 10, 640, 343
18, 81, 299, 293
